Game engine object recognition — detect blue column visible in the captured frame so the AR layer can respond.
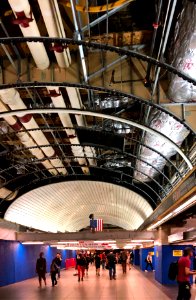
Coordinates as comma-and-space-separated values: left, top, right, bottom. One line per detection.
154, 244, 194, 284
140, 247, 155, 271
133, 249, 140, 266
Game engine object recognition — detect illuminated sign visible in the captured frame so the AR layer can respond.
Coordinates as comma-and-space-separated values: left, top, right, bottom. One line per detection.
173, 250, 183, 257
149, 252, 154, 256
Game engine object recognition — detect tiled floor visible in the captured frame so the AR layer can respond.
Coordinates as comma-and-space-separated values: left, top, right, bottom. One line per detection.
0, 265, 196, 300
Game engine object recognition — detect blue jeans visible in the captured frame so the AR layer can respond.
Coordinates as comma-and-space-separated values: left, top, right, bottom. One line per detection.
109, 265, 116, 278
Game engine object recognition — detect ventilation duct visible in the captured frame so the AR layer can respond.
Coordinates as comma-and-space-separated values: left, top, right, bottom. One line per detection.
0, 89, 67, 175
94, 95, 129, 109
104, 160, 131, 169
168, 0, 196, 102
134, 110, 189, 182
8, 0, 50, 70
105, 121, 133, 134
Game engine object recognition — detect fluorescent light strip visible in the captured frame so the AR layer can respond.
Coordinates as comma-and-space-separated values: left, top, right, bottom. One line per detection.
58, 241, 79, 244
131, 240, 154, 242
94, 240, 116, 244
22, 242, 44, 245
173, 195, 196, 214
148, 195, 196, 230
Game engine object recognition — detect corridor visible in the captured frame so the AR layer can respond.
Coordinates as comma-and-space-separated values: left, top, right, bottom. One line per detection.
1, 264, 196, 300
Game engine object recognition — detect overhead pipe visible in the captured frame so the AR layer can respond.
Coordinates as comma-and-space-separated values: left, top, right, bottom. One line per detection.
0, 88, 67, 175
0, 100, 57, 175
38, 1, 95, 168
145, 0, 163, 85
47, 87, 95, 170
37, 0, 70, 68
66, 87, 96, 165
8, 0, 49, 70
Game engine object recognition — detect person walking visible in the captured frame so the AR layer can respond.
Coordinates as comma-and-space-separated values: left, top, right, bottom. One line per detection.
145, 252, 154, 272
102, 252, 106, 270
54, 253, 62, 278
177, 247, 196, 300
107, 251, 116, 280
85, 254, 90, 276
50, 259, 58, 287
193, 251, 196, 284
36, 252, 47, 288
121, 250, 127, 274
130, 251, 134, 268
95, 252, 101, 276
76, 253, 86, 282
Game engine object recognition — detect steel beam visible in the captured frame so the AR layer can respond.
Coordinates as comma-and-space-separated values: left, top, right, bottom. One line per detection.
88, 55, 127, 80
16, 230, 156, 242
0, 107, 193, 170
81, 1, 131, 33
139, 168, 196, 230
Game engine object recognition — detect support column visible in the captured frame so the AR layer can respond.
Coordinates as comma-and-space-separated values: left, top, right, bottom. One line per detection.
133, 249, 140, 266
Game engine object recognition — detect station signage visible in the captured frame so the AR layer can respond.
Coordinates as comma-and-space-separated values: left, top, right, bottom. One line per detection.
173, 250, 183, 257
59, 242, 112, 249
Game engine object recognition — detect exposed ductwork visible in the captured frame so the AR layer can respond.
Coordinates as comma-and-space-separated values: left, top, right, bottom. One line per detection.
8, 0, 50, 70
168, 0, 196, 102
0, 88, 67, 175
0, 100, 58, 175
94, 95, 129, 109
134, 110, 190, 182
134, 1, 194, 183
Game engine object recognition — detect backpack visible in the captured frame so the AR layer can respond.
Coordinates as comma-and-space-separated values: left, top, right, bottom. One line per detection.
168, 261, 178, 280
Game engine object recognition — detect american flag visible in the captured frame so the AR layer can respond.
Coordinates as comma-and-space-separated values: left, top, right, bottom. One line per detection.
90, 219, 103, 231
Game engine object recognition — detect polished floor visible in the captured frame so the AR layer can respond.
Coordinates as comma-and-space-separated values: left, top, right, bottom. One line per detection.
0, 265, 196, 300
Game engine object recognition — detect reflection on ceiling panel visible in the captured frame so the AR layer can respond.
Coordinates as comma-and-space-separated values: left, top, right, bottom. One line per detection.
4, 181, 153, 232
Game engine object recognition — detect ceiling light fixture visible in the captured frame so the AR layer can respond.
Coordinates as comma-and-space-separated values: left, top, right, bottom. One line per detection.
22, 241, 44, 245
148, 195, 196, 230
131, 240, 154, 242
57, 241, 79, 244
94, 240, 116, 244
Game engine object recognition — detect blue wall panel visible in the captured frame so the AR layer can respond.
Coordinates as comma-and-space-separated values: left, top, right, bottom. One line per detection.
0, 240, 75, 287
154, 244, 194, 285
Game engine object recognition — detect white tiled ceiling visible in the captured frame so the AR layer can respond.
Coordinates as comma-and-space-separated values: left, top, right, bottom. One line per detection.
4, 181, 153, 232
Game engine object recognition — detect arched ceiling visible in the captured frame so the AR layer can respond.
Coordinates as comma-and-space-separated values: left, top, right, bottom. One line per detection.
0, 0, 195, 229
4, 181, 153, 232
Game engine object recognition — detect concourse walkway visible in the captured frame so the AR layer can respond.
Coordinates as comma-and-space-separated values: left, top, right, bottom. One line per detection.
0, 265, 196, 300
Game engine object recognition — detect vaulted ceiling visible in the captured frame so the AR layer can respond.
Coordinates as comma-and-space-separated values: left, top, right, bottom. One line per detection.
0, 0, 195, 231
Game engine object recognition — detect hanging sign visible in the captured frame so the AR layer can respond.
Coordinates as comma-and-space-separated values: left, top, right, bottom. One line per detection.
173, 250, 183, 257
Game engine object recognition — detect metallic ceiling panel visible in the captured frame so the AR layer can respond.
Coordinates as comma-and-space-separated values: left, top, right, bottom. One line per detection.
4, 181, 153, 232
